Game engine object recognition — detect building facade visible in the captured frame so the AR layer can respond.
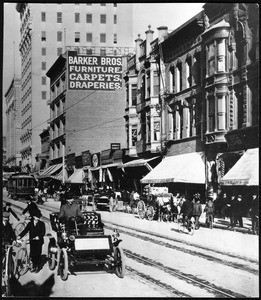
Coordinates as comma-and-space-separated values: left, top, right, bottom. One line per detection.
126, 3, 259, 199
4, 76, 22, 168
16, 2, 134, 171
46, 50, 128, 188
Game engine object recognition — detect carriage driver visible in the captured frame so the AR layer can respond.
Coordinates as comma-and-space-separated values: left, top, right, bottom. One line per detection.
58, 194, 84, 233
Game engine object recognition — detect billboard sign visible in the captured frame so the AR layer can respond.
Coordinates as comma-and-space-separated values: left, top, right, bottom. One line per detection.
67, 51, 122, 90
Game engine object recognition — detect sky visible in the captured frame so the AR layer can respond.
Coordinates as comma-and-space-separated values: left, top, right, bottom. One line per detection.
2, 2, 204, 135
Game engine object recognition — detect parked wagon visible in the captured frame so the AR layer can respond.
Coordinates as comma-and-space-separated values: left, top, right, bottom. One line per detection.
47, 210, 125, 281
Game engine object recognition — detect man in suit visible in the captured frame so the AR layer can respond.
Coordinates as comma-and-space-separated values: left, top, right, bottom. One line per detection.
22, 197, 41, 219
17, 210, 46, 273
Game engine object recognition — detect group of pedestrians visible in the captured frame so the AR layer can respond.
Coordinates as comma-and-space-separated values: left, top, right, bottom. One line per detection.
2, 199, 46, 274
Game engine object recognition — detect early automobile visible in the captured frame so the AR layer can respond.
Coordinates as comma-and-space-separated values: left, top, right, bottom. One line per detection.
47, 210, 125, 281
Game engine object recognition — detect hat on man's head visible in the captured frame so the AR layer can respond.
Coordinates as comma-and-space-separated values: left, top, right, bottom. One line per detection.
33, 210, 42, 219
3, 211, 10, 218
6, 202, 11, 207
237, 195, 242, 199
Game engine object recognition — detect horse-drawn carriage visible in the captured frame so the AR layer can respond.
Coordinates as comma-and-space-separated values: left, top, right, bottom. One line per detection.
136, 192, 174, 221
47, 211, 125, 280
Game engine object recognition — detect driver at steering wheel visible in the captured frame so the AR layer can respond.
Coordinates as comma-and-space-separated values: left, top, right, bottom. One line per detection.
58, 195, 84, 233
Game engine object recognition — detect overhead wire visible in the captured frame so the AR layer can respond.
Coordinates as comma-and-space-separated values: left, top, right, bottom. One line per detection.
7, 27, 234, 151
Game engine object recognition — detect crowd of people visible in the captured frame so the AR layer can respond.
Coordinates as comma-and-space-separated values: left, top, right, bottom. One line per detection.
2, 186, 259, 276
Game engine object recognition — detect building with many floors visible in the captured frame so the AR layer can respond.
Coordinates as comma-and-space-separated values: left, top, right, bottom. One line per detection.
15, 2, 134, 171
4, 76, 22, 168
125, 3, 259, 199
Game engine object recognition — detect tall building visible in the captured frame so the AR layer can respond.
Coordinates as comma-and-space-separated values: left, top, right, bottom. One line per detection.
4, 76, 22, 168
16, 2, 134, 171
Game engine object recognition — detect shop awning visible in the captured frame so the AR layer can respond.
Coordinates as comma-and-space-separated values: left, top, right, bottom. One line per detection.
50, 168, 68, 182
67, 169, 84, 184
140, 152, 206, 184
119, 157, 159, 171
38, 163, 63, 179
220, 148, 259, 186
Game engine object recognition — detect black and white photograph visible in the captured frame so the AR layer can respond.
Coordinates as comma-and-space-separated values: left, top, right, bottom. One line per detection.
1, 2, 259, 297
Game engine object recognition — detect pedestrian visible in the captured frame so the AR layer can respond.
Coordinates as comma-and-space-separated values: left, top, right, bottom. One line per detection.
22, 197, 42, 219
43, 185, 48, 202
204, 198, 215, 229
226, 195, 236, 228
234, 195, 244, 227
180, 196, 193, 225
17, 210, 46, 273
37, 188, 44, 204
249, 194, 259, 234
2, 211, 17, 246
3, 202, 20, 222
220, 193, 229, 219
192, 194, 202, 230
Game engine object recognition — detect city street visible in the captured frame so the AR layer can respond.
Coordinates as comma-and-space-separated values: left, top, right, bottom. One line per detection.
3, 193, 259, 298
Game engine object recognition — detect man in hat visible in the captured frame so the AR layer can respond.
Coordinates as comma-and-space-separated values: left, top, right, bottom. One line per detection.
58, 194, 84, 234
234, 195, 244, 227
58, 194, 83, 221
2, 211, 16, 245
249, 194, 259, 234
22, 196, 42, 219
17, 210, 46, 273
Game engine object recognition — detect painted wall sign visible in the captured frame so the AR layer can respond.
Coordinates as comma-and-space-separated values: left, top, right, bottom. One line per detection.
67, 51, 122, 90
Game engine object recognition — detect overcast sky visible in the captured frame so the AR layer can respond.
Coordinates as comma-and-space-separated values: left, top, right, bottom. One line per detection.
2, 2, 204, 135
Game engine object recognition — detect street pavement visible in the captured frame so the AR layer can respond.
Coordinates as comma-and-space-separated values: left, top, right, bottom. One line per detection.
5, 195, 258, 263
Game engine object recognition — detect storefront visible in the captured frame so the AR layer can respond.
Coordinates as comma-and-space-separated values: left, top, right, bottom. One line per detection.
140, 152, 206, 200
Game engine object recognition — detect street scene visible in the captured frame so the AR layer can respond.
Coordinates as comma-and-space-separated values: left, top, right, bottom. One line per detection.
2, 2, 259, 298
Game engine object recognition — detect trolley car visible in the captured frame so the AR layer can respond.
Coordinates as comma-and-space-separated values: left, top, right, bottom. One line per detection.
47, 210, 125, 281
7, 173, 36, 200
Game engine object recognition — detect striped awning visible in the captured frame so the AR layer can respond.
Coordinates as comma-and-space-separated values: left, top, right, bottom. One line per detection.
220, 148, 259, 186
50, 168, 68, 182
38, 163, 63, 179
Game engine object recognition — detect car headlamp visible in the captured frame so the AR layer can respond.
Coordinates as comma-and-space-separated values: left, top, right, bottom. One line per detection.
69, 235, 75, 241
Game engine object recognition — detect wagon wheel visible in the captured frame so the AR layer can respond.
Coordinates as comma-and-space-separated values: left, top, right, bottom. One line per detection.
5, 247, 15, 296
15, 247, 29, 277
58, 248, 68, 281
48, 243, 56, 271
147, 206, 155, 221
137, 200, 146, 219
114, 246, 125, 278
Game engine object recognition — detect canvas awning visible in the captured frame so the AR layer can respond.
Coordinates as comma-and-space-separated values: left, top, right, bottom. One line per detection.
220, 148, 259, 186
38, 163, 63, 179
50, 168, 68, 182
67, 168, 84, 184
118, 157, 159, 171
140, 152, 206, 184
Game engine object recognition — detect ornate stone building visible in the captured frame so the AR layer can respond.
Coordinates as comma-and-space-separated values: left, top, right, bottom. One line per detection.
127, 3, 259, 199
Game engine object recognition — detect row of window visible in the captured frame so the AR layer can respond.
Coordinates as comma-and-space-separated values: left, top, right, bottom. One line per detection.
41, 12, 117, 24
41, 31, 118, 44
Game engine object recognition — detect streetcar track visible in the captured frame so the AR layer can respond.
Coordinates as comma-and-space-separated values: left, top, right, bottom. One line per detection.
6, 200, 257, 298
104, 220, 258, 265
105, 224, 258, 276
124, 249, 247, 298
126, 265, 188, 297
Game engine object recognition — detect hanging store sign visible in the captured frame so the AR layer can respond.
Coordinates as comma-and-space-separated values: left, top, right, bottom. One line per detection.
91, 153, 100, 168
67, 51, 122, 90
82, 150, 91, 166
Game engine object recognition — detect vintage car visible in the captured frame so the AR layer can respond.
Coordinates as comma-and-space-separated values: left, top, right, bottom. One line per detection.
47, 211, 125, 280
